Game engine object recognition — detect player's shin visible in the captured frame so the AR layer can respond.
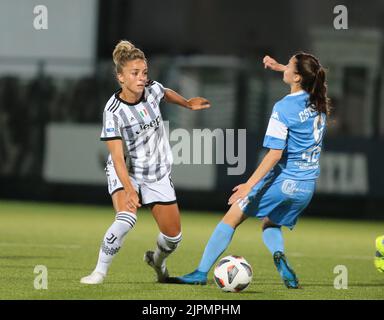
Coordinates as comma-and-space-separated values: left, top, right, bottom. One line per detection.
262, 227, 284, 255
94, 211, 137, 275
197, 221, 235, 273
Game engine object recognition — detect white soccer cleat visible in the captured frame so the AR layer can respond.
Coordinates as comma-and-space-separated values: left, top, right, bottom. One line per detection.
80, 271, 105, 285
144, 250, 169, 283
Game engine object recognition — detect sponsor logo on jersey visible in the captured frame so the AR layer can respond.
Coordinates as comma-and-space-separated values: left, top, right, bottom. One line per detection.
135, 116, 161, 135
281, 179, 297, 195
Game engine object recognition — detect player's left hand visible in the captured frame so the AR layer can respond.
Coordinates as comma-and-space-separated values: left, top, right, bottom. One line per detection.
228, 183, 252, 205
263, 55, 287, 72
187, 97, 211, 110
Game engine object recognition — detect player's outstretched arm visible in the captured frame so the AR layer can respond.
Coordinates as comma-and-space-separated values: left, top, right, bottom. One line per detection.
164, 88, 211, 111
263, 55, 287, 72
228, 149, 283, 205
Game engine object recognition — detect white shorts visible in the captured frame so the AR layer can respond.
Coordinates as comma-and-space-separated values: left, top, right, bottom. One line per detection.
105, 161, 177, 206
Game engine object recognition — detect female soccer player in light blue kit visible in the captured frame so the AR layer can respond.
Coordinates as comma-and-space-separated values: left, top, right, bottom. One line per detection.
174, 52, 330, 288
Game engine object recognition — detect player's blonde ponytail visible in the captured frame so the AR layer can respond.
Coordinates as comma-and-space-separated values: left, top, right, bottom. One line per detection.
112, 40, 146, 73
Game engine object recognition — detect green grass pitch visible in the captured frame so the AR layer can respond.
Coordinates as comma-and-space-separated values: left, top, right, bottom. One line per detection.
0, 200, 383, 300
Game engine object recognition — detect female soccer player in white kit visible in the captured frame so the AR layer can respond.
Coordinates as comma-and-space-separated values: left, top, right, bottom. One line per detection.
174, 52, 330, 289
80, 40, 210, 284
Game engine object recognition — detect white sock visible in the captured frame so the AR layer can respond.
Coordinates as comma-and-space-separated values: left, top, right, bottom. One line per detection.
94, 211, 137, 275
153, 232, 182, 267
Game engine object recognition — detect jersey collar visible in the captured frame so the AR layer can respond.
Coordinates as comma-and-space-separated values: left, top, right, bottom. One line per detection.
287, 90, 306, 97
115, 88, 146, 106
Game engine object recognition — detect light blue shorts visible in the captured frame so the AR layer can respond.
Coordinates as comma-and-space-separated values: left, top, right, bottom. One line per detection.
238, 173, 315, 229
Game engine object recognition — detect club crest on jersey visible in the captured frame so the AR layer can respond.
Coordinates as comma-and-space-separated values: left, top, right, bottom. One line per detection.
135, 116, 161, 135
106, 120, 115, 132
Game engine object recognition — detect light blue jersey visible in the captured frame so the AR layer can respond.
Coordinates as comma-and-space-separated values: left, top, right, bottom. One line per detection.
263, 90, 326, 180
238, 90, 327, 228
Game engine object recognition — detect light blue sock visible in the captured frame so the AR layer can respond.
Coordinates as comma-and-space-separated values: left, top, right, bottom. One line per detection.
197, 222, 235, 273
262, 227, 284, 255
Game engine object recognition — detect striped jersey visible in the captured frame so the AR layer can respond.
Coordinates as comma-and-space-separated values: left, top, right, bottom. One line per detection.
100, 80, 173, 183
263, 90, 327, 180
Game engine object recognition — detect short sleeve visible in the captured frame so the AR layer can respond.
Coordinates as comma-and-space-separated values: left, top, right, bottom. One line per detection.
151, 80, 165, 101
100, 110, 122, 141
263, 102, 289, 150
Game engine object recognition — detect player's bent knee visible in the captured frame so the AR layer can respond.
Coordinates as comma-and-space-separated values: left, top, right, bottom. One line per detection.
261, 218, 280, 231
112, 191, 138, 214
222, 203, 247, 229
119, 205, 137, 214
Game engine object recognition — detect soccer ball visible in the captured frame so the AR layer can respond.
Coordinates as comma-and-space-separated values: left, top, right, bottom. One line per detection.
376, 235, 384, 256
374, 235, 384, 273
213, 255, 253, 292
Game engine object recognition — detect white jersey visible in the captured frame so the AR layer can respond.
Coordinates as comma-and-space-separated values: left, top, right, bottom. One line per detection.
100, 80, 173, 183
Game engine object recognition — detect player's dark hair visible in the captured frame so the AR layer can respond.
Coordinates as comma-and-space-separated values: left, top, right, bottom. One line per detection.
294, 52, 331, 116
113, 40, 146, 74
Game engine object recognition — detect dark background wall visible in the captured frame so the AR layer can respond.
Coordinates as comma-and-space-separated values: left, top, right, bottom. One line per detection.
1, 0, 383, 219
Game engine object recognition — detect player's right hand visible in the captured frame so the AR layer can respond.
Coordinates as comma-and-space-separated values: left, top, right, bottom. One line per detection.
228, 183, 252, 205
125, 190, 141, 210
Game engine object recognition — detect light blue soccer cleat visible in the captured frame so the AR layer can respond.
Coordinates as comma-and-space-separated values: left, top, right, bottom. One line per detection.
169, 269, 208, 285
273, 251, 300, 289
